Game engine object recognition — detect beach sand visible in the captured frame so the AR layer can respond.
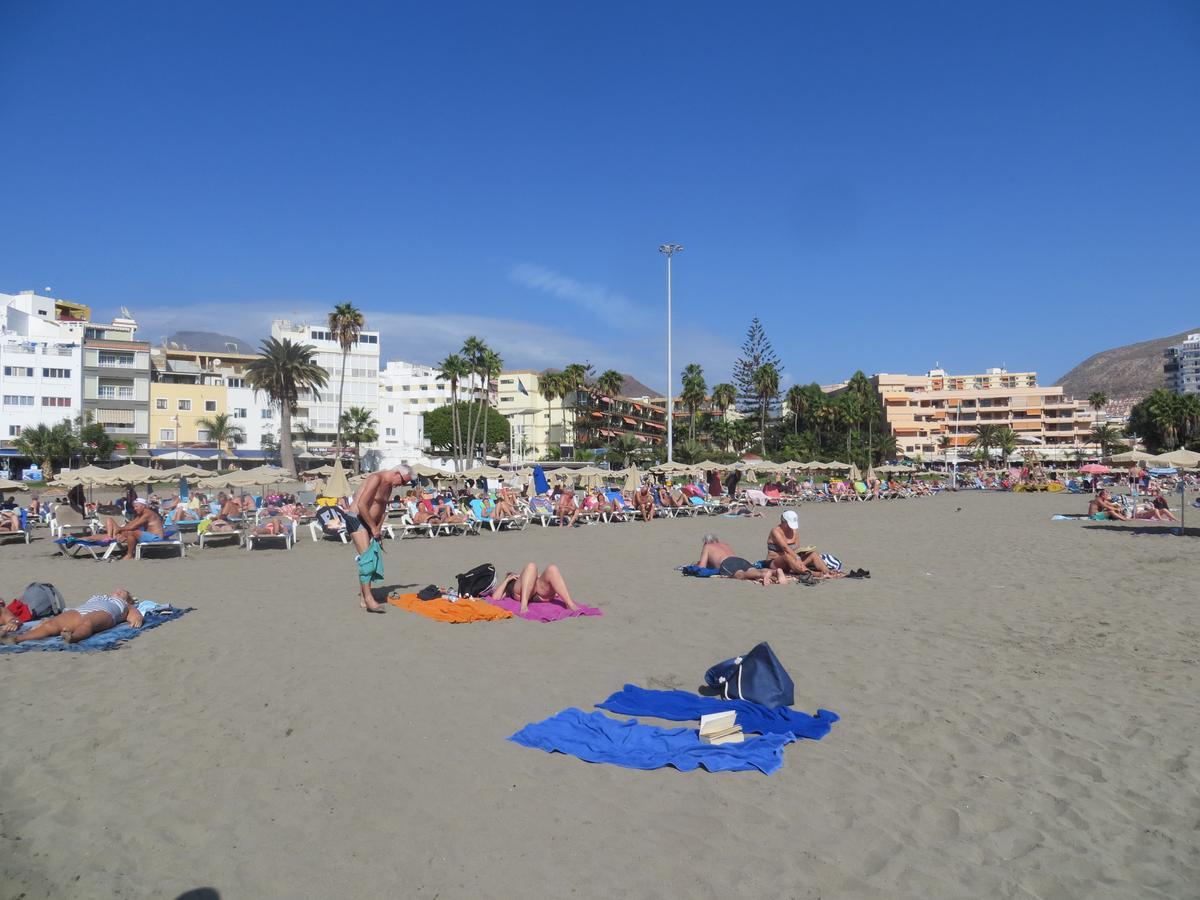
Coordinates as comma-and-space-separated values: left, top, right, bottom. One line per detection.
1, 491, 1197, 899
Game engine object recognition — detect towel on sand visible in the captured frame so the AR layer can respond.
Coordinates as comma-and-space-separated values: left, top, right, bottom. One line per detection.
387, 593, 513, 623
485, 595, 602, 622
0, 604, 193, 653
597, 684, 839, 741
509, 708, 791, 774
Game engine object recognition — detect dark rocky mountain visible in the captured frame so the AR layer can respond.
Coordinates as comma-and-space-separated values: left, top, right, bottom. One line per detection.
163, 331, 257, 354
1057, 327, 1199, 402
540, 368, 662, 398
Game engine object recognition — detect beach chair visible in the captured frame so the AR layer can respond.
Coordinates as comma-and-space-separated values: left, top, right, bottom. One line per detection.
54, 535, 124, 559
526, 496, 556, 527
135, 529, 186, 559
198, 524, 243, 549
0, 509, 33, 545
469, 498, 528, 532
49, 504, 97, 539
308, 516, 350, 543
245, 519, 295, 551
394, 513, 436, 539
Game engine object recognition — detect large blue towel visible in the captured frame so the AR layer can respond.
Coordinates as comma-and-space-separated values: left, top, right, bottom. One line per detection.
509, 708, 791, 774
0, 606, 193, 654
596, 684, 839, 740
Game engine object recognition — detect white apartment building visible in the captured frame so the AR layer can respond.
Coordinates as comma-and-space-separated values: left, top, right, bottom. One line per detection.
270, 319, 381, 449
1164, 333, 1200, 396
227, 385, 276, 452
375, 359, 486, 465
0, 291, 87, 448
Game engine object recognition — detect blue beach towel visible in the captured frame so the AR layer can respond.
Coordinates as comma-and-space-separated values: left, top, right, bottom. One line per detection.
508, 708, 791, 774
597, 684, 839, 741
679, 565, 721, 577
0, 604, 193, 654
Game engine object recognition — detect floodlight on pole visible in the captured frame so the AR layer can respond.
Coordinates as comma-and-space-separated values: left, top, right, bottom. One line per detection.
658, 243, 683, 462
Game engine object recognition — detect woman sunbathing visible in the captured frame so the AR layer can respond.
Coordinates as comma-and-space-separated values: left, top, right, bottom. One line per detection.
767, 510, 841, 578
555, 489, 581, 526
0, 508, 22, 531
495, 563, 581, 615
252, 507, 292, 535
2, 589, 142, 645
635, 485, 655, 522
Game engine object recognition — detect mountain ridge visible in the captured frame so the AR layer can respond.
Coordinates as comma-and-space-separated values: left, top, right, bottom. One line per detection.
1056, 327, 1199, 401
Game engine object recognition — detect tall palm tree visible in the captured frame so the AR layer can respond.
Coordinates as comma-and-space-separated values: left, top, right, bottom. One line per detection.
196, 412, 246, 467
1088, 391, 1108, 428
459, 336, 488, 467
339, 406, 379, 474
560, 363, 590, 449
752, 363, 780, 455
328, 302, 364, 456
539, 372, 560, 451
710, 383, 736, 418
246, 337, 329, 474
680, 363, 706, 441
596, 369, 624, 400
476, 347, 503, 462
994, 426, 1019, 467
436, 353, 468, 470
784, 384, 807, 436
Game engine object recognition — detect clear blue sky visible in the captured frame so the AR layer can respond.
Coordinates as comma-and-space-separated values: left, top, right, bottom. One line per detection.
3, 1, 1198, 391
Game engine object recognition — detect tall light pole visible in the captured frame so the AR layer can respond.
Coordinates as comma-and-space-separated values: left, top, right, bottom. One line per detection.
659, 243, 683, 462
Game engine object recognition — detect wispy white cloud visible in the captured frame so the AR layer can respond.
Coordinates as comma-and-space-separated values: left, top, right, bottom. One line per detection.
508, 263, 649, 331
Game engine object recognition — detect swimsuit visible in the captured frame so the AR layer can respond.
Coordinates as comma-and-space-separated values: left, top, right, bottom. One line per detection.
718, 556, 754, 576
75, 594, 127, 624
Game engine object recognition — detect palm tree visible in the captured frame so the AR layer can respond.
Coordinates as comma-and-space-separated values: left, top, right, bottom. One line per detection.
680, 363, 706, 441
196, 412, 246, 467
73, 411, 115, 465
14, 420, 76, 477
328, 302, 364, 455
559, 363, 590, 449
459, 336, 488, 467
539, 372, 560, 451
339, 407, 378, 474
117, 438, 142, 460
968, 424, 1002, 469
994, 426, 1019, 467
752, 363, 780, 455
246, 337, 329, 474
1089, 423, 1123, 463
784, 384, 806, 435
710, 383, 736, 417
1088, 391, 1108, 428
676, 439, 705, 464
436, 354, 469, 471
595, 369, 624, 400
610, 433, 642, 468
476, 347, 503, 462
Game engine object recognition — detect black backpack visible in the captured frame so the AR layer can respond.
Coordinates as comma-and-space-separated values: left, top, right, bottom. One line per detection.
21, 583, 65, 619
456, 563, 495, 598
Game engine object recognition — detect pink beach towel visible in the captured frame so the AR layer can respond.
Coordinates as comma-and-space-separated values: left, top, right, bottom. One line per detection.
485, 595, 603, 623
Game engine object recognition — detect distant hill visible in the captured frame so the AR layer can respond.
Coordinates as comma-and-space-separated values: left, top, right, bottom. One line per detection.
163, 331, 256, 354
540, 368, 662, 399
1057, 327, 1200, 402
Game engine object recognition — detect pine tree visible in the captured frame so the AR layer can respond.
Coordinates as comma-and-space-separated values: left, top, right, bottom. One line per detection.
732, 317, 782, 414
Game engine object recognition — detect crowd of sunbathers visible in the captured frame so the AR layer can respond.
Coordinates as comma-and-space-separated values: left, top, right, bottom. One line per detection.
1086, 488, 1178, 522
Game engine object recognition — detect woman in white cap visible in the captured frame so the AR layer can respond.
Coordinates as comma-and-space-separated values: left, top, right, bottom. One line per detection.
766, 510, 840, 579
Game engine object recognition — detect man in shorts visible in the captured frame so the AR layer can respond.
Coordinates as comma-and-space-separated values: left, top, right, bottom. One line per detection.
346, 466, 413, 613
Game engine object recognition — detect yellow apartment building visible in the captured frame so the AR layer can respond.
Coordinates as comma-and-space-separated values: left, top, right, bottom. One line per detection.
149, 346, 261, 452
149, 381, 229, 449
873, 368, 1095, 460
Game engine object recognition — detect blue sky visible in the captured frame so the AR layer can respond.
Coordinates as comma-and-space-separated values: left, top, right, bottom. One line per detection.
3, 1, 1198, 392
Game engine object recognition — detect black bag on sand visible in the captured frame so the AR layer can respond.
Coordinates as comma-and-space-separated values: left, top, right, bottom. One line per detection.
21, 583, 65, 619
455, 563, 495, 598
416, 585, 442, 601
702, 641, 795, 708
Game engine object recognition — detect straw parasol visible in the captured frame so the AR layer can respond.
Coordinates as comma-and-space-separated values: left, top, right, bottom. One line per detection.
849, 463, 862, 482
461, 465, 506, 479
49, 464, 111, 487
324, 458, 352, 499
622, 465, 641, 493
1109, 449, 1156, 465
100, 462, 160, 486
305, 464, 338, 477
571, 466, 607, 488
1147, 448, 1200, 469
410, 463, 449, 478
0, 476, 30, 491
160, 464, 211, 480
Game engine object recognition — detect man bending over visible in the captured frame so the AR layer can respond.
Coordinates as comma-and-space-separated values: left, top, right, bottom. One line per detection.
347, 466, 412, 613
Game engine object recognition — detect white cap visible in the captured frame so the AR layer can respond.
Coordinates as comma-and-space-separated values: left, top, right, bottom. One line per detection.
782, 510, 798, 528
133, 497, 147, 506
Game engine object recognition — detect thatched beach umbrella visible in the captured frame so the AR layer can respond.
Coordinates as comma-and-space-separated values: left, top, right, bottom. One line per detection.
0, 476, 30, 492
324, 458, 352, 499
622, 465, 641, 493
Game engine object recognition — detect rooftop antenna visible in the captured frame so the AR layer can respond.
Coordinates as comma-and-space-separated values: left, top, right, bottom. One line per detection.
119, 305, 133, 319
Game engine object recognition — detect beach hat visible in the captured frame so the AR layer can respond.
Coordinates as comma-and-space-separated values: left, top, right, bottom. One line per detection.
133, 497, 147, 506
782, 510, 798, 528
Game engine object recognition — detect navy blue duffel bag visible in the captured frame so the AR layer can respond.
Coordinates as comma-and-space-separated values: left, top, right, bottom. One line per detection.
703, 641, 795, 708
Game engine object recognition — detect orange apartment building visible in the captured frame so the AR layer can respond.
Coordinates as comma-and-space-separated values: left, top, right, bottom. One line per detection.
873, 368, 1095, 460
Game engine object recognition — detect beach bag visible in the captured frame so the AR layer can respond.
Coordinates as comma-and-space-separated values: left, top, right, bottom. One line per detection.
20, 583, 65, 619
456, 563, 495, 598
703, 641, 795, 708
820, 553, 843, 573
416, 584, 442, 601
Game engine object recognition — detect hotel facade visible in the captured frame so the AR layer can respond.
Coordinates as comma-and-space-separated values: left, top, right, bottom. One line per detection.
873, 368, 1095, 460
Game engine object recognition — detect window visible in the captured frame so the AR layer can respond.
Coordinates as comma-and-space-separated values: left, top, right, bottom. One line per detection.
233, 408, 247, 418
8, 425, 21, 436
42, 368, 71, 378
261, 409, 273, 419
197, 429, 211, 442
155, 398, 168, 410
178, 399, 191, 411
98, 351, 135, 367
501, 396, 514, 402
309, 329, 333, 341
204, 400, 217, 412
3, 366, 34, 377
419, 384, 429, 391
41, 396, 71, 407
361, 334, 378, 344
500, 379, 513, 386
385, 428, 396, 437
3, 395, 34, 406
159, 428, 176, 442
387, 405, 394, 413
226, 377, 245, 388
98, 381, 135, 399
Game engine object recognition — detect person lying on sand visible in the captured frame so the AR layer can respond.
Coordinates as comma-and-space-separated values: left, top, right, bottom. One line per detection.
2, 589, 142, 644
496, 564, 581, 615
767, 510, 842, 579
698, 533, 810, 583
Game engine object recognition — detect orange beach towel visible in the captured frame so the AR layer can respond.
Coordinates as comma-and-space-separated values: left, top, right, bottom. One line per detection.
387, 593, 513, 623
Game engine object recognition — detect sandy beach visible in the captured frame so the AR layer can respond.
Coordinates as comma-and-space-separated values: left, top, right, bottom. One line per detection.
1, 490, 1197, 899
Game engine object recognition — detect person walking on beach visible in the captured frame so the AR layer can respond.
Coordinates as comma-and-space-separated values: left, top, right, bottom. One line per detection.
346, 465, 413, 613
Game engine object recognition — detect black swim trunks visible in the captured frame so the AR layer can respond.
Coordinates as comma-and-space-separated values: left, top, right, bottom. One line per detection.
718, 556, 754, 576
